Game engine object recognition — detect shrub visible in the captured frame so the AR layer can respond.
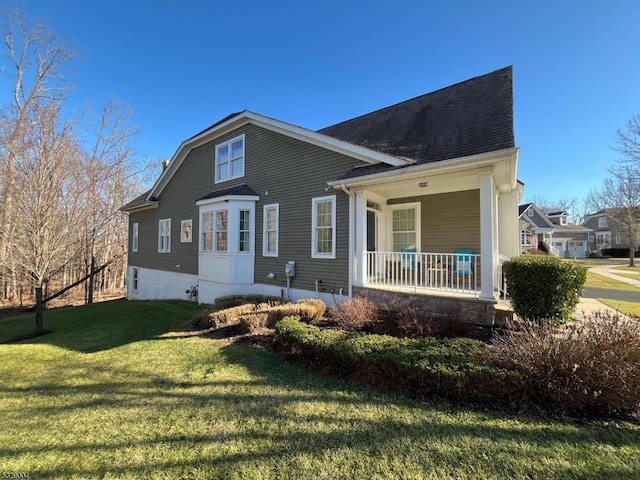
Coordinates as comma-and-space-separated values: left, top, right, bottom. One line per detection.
275, 316, 520, 402
601, 247, 640, 258
491, 312, 640, 416
538, 240, 550, 254
239, 300, 326, 333
296, 298, 326, 321
190, 295, 284, 330
213, 294, 282, 311
503, 255, 586, 323
329, 296, 379, 330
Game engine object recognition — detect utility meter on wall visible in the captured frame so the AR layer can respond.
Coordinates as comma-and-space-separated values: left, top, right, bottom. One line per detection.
285, 261, 296, 277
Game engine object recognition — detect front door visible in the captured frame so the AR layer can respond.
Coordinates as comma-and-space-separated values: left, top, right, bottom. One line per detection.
367, 209, 379, 278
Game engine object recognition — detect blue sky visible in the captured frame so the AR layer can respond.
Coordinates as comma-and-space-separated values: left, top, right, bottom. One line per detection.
4, 1, 640, 204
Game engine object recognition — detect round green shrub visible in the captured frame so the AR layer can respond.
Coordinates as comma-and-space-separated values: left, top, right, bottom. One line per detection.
503, 256, 586, 323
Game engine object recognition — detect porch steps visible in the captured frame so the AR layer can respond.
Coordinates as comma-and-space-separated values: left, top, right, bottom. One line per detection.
494, 299, 514, 326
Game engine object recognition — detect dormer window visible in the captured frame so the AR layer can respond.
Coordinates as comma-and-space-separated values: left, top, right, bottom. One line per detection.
215, 135, 245, 183
560, 216, 567, 225
527, 209, 534, 217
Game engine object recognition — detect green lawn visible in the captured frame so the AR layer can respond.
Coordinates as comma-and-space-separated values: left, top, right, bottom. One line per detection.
598, 299, 640, 317
610, 265, 640, 281
1, 301, 639, 479
584, 271, 640, 291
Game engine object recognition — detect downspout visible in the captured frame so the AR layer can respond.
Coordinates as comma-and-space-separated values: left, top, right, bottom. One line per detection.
336, 183, 354, 298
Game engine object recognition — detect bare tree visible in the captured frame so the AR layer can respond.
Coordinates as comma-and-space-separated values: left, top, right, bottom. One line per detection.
11, 100, 88, 330
614, 114, 640, 165
0, 10, 147, 332
0, 8, 74, 301
523, 194, 585, 224
586, 164, 640, 267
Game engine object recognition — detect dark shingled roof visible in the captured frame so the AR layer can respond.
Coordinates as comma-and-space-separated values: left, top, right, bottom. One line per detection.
518, 203, 533, 216
120, 190, 152, 211
319, 66, 514, 168
197, 183, 259, 202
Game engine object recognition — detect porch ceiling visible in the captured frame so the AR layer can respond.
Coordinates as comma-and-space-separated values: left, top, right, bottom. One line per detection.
360, 170, 481, 199
331, 148, 519, 200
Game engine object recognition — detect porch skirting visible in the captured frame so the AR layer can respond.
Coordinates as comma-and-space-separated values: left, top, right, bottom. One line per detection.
353, 286, 510, 326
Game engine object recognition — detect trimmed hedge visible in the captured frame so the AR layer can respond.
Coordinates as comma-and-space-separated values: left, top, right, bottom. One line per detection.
239, 299, 326, 333
275, 316, 520, 402
601, 248, 640, 258
503, 255, 586, 323
191, 296, 322, 331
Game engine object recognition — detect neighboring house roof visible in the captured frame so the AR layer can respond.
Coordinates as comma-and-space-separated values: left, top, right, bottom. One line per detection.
582, 208, 628, 229
319, 66, 514, 165
518, 203, 555, 229
552, 223, 592, 234
518, 203, 532, 216
196, 183, 259, 202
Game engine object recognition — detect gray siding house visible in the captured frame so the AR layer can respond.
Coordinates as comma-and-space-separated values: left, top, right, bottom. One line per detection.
519, 204, 592, 258
583, 208, 640, 253
122, 67, 521, 322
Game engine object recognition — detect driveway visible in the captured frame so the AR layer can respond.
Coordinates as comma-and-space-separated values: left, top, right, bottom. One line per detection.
582, 287, 640, 302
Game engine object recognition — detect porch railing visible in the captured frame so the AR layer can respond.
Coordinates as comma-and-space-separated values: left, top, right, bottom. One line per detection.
495, 253, 509, 299
364, 251, 480, 297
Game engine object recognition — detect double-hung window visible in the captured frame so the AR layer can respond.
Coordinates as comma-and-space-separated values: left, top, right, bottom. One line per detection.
390, 204, 420, 252
598, 217, 607, 228
215, 210, 228, 252
239, 210, 250, 252
132, 223, 139, 252
215, 135, 245, 183
201, 212, 214, 251
263, 204, 279, 256
312, 196, 336, 259
201, 210, 229, 252
158, 219, 171, 253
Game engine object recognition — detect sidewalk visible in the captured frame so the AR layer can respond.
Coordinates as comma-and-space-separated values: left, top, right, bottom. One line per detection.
574, 264, 639, 319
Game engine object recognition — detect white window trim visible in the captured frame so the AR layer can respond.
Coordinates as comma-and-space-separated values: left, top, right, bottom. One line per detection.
215, 134, 245, 184
387, 202, 421, 253
263, 203, 279, 257
239, 209, 251, 252
132, 223, 138, 252
200, 211, 214, 253
527, 209, 534, 217
214, 209, 229, 252
311, 195, 337, 259
199, 200, 256, 255
180, 219, 193, 243
158, 218, 171, 253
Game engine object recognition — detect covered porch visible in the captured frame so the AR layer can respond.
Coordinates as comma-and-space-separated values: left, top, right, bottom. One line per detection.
335, 149, 521, 305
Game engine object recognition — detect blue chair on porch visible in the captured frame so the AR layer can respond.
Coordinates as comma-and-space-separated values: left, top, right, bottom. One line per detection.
401, 247, 417, 271
453, 249, 474, 276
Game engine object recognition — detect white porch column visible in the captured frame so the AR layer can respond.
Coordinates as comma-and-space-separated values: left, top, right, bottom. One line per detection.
479, 173, 496, 301
354, 190, 367, 286
498, 189, 520, 258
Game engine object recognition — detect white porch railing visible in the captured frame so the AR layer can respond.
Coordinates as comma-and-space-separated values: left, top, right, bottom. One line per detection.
364, 251, 480, 297
495, 253, 509, 299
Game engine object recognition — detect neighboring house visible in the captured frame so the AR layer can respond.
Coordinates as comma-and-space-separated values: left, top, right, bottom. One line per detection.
583, 208, 640, 253
519, 204, 592, 258
121, 66, 521, 324
519, 203, 555, 252
546, 210, 591, 259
